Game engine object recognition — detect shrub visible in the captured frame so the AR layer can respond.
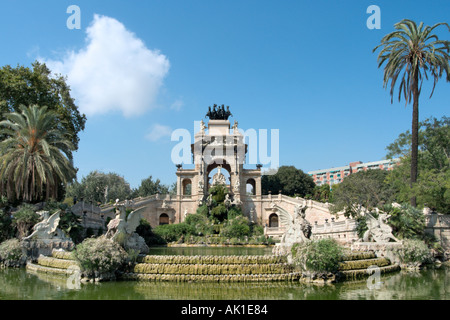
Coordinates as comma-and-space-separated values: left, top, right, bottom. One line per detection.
196, 204, 209, 217
0, 209, 14, 242
394, 238, 432, 267
227, 206, 243, 220
386, 204, 425, 239
0, 239, 26, 267
73, 237, 127, 279
210, 204, 227, 222
185, 213, 213, 236
12, 204, 40, 239
153, 223, 194, 243
210, 185, 227, 203
292, 239, 344, 273
136, 219, 165, 245
221, 216, 251, 239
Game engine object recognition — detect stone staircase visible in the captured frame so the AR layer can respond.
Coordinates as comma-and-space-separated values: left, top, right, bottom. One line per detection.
26, 250, 78, 276
339, 251, 400, 281
122, 255, 302, 282
26, 249, 400, 283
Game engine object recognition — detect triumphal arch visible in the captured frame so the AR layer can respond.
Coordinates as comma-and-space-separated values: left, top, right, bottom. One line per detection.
101, 105, 336, 238
174, 104, 263, 224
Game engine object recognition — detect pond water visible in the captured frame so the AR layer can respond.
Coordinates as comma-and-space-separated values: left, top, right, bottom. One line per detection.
0, 266, 448, 300
0, 246, 448, 300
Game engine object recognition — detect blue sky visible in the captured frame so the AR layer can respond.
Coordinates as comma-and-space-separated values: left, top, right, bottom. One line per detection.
1, 0, 449, 189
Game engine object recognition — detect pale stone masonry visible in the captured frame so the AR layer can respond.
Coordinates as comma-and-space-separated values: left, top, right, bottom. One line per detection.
100, 113, 340, 239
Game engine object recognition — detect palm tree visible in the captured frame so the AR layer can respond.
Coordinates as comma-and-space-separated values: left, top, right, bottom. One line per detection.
0, 104, 76, 202
373, 19, 450, 206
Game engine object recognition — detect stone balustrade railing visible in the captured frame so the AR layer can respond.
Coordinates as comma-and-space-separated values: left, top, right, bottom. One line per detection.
311, 218, 359, 244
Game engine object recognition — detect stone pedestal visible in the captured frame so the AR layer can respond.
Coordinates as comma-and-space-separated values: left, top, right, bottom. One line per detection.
21, 239, 75, 261
350, 242, 403, 264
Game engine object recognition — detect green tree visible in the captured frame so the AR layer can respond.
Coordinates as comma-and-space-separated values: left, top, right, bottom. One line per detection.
0, 61, 86, 153
133, 175, 169, 198
387, 204, 426, 240
262, 166, 315, 197
386, 116, 449, 171
385, 116, 449, 212
12, 203, 40, 239
374, 19, 450, 206
386, 157, 450, 213
0, 105, 76, 202
330, 170, 394, 217
0, 209, 13, 242
312, 184, 331, 203
66, 171, 132, 205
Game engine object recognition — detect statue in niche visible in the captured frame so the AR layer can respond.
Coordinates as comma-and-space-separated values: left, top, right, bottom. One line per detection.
206, 194, 213, 207
224, 194, 232, 208
105, 203, 149, 254
212, 166, 227, 185
361, 211, 399, 243
249, 208, 256, 223
234, 178, 240, 191
23, 210, 68, 241
198, 179, 204, 191
232, 197, 242, 207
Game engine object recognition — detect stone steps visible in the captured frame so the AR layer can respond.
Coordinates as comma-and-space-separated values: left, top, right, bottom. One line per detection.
136, 254, 287, 265
342, 251, 377, 261
121, 272, 303, 282
338, 250, 400, 281
26, 261, 75, 276
26, 250, 78, 275
132, 262, 293, 275
26, 249, 400, 283
340, 264, 401, 281
339, 257, 390, 271
130, 254, 297, 282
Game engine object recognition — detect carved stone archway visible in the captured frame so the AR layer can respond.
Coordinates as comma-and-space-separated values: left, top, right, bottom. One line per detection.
269, 213, 279, 228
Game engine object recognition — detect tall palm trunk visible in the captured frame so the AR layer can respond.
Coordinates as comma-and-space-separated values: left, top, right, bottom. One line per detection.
410, 67, 419, 207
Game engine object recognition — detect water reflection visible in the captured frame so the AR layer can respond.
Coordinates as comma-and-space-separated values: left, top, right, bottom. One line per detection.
0, 266, 448, 300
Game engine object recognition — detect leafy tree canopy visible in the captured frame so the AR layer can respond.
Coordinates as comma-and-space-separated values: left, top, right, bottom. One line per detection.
330, 170, 394, 217
386, 116, 449, 171
261, 166, 315, 197
133, 175, 169, 198
0, 105, 76, 202
386, 115, 449, 212
66, 171, 132, 205
0, 61, 86, 154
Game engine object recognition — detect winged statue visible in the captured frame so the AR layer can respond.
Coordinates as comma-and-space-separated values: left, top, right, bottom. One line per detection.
105, 202, 149, 253
278, 201, 311, 245
361, 211, 399, 243
23, 210, 66, 240
272, 201, 311, 257
106, 204, 145, 239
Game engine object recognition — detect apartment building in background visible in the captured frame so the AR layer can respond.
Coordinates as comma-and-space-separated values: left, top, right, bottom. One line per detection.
308, 158, 400, 187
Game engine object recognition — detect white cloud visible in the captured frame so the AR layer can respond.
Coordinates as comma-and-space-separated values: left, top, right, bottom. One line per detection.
145, 124, 172, 142
43, 14, 170, 117
170, 99, 184, 111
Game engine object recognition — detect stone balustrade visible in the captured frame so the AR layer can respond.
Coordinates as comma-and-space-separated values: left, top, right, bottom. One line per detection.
311, 218, 359, 244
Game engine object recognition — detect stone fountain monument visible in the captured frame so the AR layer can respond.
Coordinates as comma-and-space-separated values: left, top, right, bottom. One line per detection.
21, 210, 74, 260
